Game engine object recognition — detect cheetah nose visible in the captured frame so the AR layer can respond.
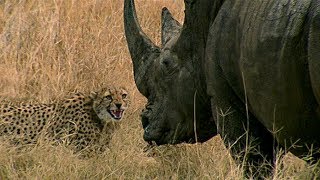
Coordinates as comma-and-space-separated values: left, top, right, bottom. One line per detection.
115, 103, 122, 109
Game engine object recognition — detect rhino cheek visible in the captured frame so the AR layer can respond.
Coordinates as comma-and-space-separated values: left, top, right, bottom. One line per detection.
143, 125, 164, 143
143, 117, 169, 144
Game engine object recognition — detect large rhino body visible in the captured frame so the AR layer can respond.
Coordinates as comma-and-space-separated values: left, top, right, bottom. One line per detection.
124, 0, 320, 175
207, 0, 320, 157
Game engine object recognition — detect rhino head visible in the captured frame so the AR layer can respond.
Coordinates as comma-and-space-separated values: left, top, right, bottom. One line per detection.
124, 0, 219, 145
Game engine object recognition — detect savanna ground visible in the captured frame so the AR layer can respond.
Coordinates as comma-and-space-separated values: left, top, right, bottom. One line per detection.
0, 0, 317, 179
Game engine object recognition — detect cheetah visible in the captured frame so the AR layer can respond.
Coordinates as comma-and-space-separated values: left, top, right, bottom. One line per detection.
0, 87, 129, 152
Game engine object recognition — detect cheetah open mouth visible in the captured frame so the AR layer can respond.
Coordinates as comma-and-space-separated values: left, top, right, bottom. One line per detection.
109, 109, 124, 120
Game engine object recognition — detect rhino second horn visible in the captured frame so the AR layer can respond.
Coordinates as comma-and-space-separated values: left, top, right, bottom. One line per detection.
161, 7, 182, 46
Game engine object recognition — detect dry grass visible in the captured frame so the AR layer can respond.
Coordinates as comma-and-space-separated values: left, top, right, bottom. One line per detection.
0, 0, 317, 179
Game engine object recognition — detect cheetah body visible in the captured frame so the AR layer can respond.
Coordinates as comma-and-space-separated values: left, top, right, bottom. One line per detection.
0, 87, 129, 151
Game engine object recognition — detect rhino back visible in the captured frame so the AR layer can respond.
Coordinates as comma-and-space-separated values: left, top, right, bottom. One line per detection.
206, 0, 320, 155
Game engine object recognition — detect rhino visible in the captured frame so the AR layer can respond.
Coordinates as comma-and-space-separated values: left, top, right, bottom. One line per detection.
124, 0, 320, 176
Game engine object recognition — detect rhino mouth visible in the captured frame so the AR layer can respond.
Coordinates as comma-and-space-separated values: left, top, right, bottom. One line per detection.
141, 107, 167, 144
143, 120, 190, 145
144, 126, 196, 145
108, 109, 124, 120
144, 126, 172, 145
141, 107, 187, 145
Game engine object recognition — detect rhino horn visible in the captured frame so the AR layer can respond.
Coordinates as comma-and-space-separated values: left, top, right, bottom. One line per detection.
161, 7, 182, 46
124, 0, 160, 96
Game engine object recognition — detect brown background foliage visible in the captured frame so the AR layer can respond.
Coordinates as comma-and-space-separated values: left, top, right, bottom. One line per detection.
0, 0, 316, 179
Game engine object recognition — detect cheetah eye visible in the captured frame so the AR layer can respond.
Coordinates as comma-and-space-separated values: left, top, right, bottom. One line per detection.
105, 95, 112, 100
122, 94, 127, 99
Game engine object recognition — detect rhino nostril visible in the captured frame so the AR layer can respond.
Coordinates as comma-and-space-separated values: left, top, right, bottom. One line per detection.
145, 126, 150, 133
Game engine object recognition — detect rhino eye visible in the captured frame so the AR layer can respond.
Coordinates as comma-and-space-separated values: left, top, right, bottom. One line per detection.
160, 57, 178, 75
162, 59, 170, 66
162, 58, 170, 66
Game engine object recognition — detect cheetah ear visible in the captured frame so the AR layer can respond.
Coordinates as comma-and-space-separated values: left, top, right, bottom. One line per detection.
89, 91, 98, 100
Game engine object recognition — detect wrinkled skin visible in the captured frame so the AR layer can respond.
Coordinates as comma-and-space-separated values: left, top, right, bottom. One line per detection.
124, 0, 217, 145
124, 0, 320, 177
206, 0, 320, 158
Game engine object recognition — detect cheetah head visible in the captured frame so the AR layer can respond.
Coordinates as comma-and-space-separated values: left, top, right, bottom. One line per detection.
91, 87, 129, 123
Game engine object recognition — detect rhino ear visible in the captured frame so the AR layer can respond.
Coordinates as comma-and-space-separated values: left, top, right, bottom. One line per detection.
161, 7, 182, 46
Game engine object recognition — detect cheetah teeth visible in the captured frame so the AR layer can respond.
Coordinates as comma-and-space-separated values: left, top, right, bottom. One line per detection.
110, 110, 124, 120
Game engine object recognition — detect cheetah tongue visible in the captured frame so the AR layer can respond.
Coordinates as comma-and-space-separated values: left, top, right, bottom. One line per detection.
111, 110, 123, 119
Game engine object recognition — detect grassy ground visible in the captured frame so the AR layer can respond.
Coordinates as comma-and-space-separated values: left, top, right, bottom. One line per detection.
0, 0, 317, 179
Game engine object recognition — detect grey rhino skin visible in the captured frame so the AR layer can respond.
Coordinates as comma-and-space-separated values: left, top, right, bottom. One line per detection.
124, 0, 320, 176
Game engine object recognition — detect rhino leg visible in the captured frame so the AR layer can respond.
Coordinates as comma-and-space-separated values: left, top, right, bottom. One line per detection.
206, 38, 278, 178
307, 0, 320, 164
209, 70, 279, 177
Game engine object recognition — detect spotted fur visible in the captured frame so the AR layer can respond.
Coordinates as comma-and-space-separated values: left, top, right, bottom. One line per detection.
0, 87, 129, 152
